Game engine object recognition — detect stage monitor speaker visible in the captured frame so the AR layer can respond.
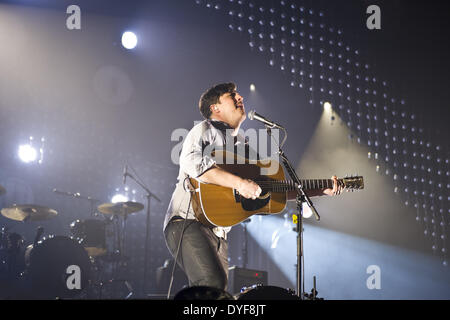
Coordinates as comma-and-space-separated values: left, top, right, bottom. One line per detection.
228, 265, 268, 295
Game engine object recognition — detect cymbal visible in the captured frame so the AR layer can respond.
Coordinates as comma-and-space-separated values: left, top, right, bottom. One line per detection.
1, 204, 58, 222
0, 185, 6, 196
97, 201, 144, 216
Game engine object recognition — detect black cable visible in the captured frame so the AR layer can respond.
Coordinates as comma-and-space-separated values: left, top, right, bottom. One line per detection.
166, 178, 195, 299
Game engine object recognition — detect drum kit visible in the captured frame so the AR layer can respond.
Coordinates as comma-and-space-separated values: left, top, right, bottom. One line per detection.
0, 183, 144, 299
1, 180, 320, 300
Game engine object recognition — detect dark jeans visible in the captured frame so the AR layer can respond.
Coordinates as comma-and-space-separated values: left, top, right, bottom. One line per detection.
164, 218, 228, 290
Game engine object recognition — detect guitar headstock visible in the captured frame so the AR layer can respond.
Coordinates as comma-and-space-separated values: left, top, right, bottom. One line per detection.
341, 176, 364, 191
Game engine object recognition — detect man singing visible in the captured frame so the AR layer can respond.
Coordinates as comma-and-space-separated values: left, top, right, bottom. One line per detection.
164, 82, 342, 291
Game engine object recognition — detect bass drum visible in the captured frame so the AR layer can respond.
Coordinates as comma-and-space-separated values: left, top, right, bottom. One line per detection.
25, 235, 91, 299
237, 285, 300, 300
70, 219, 107, 257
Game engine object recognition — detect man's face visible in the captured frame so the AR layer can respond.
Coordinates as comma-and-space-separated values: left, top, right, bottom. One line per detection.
211, 91, 245, 128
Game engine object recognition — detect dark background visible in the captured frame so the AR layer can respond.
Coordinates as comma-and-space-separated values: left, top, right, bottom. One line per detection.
0, 0, 448, 299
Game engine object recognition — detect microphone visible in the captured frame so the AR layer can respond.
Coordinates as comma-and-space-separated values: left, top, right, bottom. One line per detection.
123, 164, 128, 185
248, 110, 284, 129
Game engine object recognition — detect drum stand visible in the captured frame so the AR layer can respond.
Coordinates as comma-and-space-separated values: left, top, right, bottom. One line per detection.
102, 210, 133, 299
123, 164, 161, 297
85, 209, 133, 299
54, 189, 109, 298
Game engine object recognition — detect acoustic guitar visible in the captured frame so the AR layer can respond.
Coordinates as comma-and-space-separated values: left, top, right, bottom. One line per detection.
189, 150, 364, 228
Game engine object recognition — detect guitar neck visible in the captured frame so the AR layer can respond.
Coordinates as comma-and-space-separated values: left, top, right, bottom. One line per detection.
255, 179, 335, 192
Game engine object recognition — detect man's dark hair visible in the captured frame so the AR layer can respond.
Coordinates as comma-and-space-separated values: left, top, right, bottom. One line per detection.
198, 82, 236, 119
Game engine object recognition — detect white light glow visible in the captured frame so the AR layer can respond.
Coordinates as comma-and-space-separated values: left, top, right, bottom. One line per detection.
111, 194, 129, 203
302, 202, 313, 218
121, 31, 138, 49
250, 84, 256, 92
323, 101, 332, 111
18, 144, 37, 163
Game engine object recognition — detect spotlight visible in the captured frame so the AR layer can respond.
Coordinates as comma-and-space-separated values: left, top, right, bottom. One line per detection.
18, 144, 37, 163
323, 102, 332, 111
250, 84, 256, 91
121, 31, 138, 49
111, 194, 129, 203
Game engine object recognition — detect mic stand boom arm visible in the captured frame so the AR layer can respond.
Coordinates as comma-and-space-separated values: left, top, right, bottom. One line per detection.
53, 189, 101, 218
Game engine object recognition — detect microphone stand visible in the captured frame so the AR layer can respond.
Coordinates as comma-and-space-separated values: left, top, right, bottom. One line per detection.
265, 125, 320, 299
124, 166, 161, 297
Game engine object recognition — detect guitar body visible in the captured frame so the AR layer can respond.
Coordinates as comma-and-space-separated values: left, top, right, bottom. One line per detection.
190, 150, 287, 228
189, 151, 364, 228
